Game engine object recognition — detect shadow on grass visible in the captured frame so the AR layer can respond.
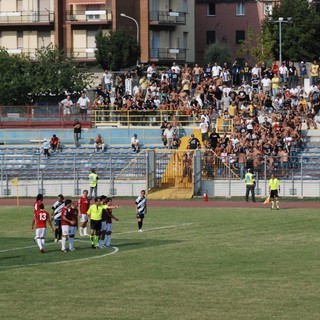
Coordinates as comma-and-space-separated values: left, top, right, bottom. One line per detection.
114, 238, 183, 251
0, 238, 183, 270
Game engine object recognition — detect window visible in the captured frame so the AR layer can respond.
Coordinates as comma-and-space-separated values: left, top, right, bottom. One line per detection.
236, 2, 245, 16
264, 2, 273, 16
235, 30, 245, 44
17, 31, 23, 49
17, 0, 23, 10
87, 30, 96, 48
183, 32, 188, 49
206, 31, 216, 45
86, 5, 100, 20
208, 3, 215, 16
182, 0, 188, 13
38, 31, 51, 48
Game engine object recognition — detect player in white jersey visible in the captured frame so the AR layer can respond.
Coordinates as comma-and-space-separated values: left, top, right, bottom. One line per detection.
135, 190, 147, 232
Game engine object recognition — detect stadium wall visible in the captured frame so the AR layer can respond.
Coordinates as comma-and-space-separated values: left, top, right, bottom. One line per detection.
201, 180, 320, 198
1, 179, 146, 198
3, 178, 320, 199
0, 128, 192, 146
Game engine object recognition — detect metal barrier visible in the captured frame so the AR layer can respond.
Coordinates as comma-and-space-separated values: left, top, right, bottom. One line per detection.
92, 109, 233, 134
1, 151, 319, 198
201, 154, 302, 181
0, 105, 234, 134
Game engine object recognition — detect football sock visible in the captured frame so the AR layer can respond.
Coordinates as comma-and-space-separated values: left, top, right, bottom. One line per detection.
79, 227, 83, 236
94, 235, 99, 246
90, 236, 94, 245
276, 201, 279, 208
84, 227, 88, 235
36, 238, 42, 250
106, 235, 111, 246
138, 221, 142, 230
69, 237, 74, 250
58, 228, 62, 240
55, 229, 58, 240
61, 237, 66, 251
41, 238, 45, 249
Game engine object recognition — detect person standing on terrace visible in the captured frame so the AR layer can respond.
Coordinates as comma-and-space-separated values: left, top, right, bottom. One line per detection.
77, 92, 90, 122
73, 119, 82, 147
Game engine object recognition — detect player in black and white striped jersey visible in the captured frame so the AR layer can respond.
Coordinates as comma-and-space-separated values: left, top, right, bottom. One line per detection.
51, 194, 65, 242
135, 190, 147, 232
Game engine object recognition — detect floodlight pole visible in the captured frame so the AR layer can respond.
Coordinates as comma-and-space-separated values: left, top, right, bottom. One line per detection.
120, 13, 140, 65
269, 17, 292, 66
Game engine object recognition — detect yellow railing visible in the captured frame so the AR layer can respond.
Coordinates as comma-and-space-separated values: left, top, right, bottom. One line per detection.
91, 109, 233, 133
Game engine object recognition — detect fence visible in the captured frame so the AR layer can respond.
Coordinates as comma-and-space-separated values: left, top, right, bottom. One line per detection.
0, 105, 234, 134
1, 150, 320, 198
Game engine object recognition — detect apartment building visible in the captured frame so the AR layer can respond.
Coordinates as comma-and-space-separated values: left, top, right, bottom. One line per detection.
195, 0, 276, 64
64, 0, 112, 59
0, 0, 55, 57
0, 0, 195, 64
114, 0, 195, 63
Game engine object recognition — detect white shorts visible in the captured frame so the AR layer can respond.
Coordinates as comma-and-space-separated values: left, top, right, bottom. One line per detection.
63, 108, 71, 115
106, 223, 112, 232
69, 226, 77, 236
36, 228, 46, 238
101, 221, 107, 231
62, 225, 71, 236
80, 214, 88, 223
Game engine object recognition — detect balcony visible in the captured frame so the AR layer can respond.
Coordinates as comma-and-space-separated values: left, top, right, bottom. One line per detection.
0, 11, 54, 25
66, 48, 96, 60
149, 48, 187, 61
66, 10, 112, 25
149, 11, 186, 26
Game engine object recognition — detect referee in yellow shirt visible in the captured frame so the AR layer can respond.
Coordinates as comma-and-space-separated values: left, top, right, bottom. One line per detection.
87, 197, 103, 248
269, 174, 280, 210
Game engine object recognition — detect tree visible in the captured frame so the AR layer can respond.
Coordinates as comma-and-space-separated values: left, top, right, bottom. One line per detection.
203, 43, 232, 67
95, 29, 110, 70
264, 0, 320, 62
95, 28, 140, 70
0, 45, 93, 105
238, 26, 275, 64
0, 48, 33, 105
31, 44, 93, 97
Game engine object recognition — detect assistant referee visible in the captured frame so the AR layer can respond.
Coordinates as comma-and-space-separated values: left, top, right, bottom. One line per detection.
269, 174, 280, 210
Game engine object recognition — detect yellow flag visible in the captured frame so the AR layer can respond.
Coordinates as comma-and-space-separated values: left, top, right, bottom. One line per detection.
11, 177, 19, 187
263, 197, 270, 204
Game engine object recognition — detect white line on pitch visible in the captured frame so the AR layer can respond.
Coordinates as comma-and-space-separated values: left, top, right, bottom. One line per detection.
114, 223, 193, 235
0, 247, 119, 270
0, 223, 192, 254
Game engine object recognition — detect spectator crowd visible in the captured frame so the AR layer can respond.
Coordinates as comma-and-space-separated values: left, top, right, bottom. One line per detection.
59, 59, 320, 178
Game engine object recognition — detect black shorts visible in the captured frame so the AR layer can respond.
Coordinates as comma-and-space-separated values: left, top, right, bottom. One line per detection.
80, 108, 87, 114
136, 213, 145, 219
90, 219, 102, 231
270, 190, 278, 199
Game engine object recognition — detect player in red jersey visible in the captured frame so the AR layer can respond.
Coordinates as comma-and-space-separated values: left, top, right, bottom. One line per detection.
104, 198, 119, 248
33, 194, 44, 243
78, 189, 90, 236
68, 200, 79, 251
60, 199, 75, 252
32, 204, 54, 253
34, 194, 44, 214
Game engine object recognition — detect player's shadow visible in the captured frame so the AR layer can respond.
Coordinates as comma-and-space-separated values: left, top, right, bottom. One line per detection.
113, 238, 184, 252
0, 255, 23, 261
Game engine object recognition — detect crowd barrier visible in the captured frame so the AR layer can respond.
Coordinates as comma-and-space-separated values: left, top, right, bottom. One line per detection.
0, 150, 319, 198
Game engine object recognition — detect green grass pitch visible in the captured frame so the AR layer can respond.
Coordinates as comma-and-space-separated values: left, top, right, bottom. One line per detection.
1, 205, 320, 320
